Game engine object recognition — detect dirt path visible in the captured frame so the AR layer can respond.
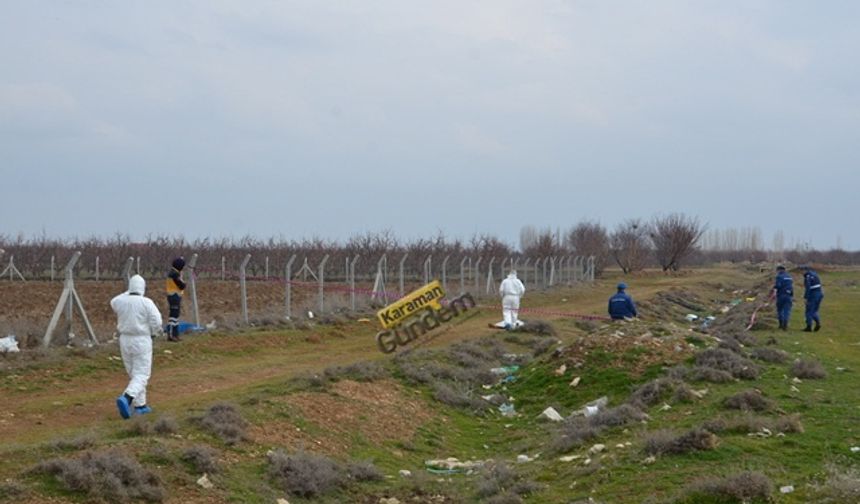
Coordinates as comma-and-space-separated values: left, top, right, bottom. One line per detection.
0, 269, 749, 450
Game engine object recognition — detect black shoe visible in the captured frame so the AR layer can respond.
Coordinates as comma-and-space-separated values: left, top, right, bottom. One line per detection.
803, 326, 812, 332
167, 333, 182, 342
814, 323, 821, 332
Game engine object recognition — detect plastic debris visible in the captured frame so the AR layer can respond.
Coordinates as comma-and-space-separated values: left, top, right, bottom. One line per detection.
588, 444, 605, 454
277, 499, 291, 504
554, 364, 567, 376
425, 458, 485, 474
780, 485, 794, 494
490, 366, 520, 376
196, 473, 214, 489
0, 335, 19, 353
539, 407, 564, 422
378, 498, 400, 504
659, 403, 672, 412
516, 454, 533, 463
685, 314, 699, 322
499, 403, 516, 417
850, 446, 860, 453
558, 455, 581, 462
570, 376, 581, 387
571, 396, 609, 417
398, 469, 412, 478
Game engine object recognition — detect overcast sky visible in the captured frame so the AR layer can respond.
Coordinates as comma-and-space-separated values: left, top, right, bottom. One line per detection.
1, 1, 857, 250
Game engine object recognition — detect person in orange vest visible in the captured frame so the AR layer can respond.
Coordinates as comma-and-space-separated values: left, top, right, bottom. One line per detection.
166, 257, 187, 342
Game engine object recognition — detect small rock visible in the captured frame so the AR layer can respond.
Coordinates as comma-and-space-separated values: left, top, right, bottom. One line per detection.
398, 470, 412, 478
570, 377, 581, 387
850, 446, 860, 453
837, 367, 847, 372
643, 456, 657, 464
277, 499, 291, 504
792, 377, 803, 384
780, 485, 794, 494
378, 498, 400, 504
659, 403, 672, 412
554, 364, 567, 376
516, 454, 533, 463
790, 386, 800, 393
588, 444, 605, 454
163, 349, 172, 354
615, 444, 626, 449
196, 474, 214, 489
583, 457, 592, 465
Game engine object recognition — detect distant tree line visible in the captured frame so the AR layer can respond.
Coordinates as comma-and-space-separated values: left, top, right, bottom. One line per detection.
1, 215, 856, 281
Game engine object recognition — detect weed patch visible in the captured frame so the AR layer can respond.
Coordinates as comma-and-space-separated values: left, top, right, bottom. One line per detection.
346, 460, 384, 482
48, 434, 96, 451
811, 464, 860, 503
643, 428, 718, 456
791, 359, 827, 379
678, 471, 772, 503
195, 403, 248, 445
689, 366, 735, 383
749, 347, 789, 363
32, 449, 164, 502
267, 450, 346, 498
723, 390, 774, 412
180, 445, 220, 475
475, 462, 540, 500
694, 349, 759, 379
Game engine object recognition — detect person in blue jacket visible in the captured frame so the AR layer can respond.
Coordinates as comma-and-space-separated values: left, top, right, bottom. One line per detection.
608, 282, 637, 320
802, 265, 824, 332
772, 265, 794, 330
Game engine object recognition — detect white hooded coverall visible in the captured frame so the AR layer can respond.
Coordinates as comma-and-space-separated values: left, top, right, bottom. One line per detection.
110, 275, 162, 407
499, 271, 526, 327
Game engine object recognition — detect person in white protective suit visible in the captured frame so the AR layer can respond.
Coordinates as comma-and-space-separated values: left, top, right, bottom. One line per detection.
110, 274, 162, 419
499, 270, 526, 330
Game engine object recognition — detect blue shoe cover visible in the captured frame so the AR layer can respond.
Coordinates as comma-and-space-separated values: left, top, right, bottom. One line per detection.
134, 405, 152, 415
116, 395, 132, 419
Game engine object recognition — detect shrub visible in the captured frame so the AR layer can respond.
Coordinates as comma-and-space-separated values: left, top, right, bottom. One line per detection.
180, 445, 220, 475
694, 349, 759, 380
196, 403, 247, 445
702, 414, 803, 435
723, 390, 774, 412
812, 464, 860, 503
519, 320, 557, 336
689, 366, 735, 383
346, 460, 384, 482
32, 450, 164, 502
475, 462, 539, 500
0, 481, 26, 500
323, 361, 388, 382
680, 471, 772, 502
750, 348, 789, 363
432, 383, 490, 412
629, 378, 678, 407
791, 359, 827, 379
267, 450, 346, 498
49, 434, 96, 451
551, 404, 646, 453
643, 428, 718, 456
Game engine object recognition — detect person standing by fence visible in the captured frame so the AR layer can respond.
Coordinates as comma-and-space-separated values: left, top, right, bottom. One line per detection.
166, 257, 186, 342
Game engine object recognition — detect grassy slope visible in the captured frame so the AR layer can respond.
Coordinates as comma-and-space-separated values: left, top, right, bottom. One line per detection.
2, 266, 859, 503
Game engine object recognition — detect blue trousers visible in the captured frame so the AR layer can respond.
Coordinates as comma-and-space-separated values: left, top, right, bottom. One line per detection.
805, 292, 823, 326
776, 296, 793, 326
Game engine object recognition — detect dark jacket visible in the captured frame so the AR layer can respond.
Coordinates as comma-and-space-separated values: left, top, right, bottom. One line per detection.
608, 291, 637, 319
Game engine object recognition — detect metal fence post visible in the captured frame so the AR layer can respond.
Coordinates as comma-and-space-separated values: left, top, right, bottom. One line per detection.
136, 256, 141, 275
372, 254, 387, 301
350, 254, 360, 310
459, 256, 469, 295
240, 254, 251, 324
95, 256, 100, 281
318, 254, 329, 313
485, 257, 496, 294
399, 253, 408, 295
221, 256, 226, 281
122, 256, 134, 281
187, 253, 200, 326
549, 257, 556, 287
522, 258, 531, 286
285, 254, 296, 319
423, 255, 432, 285
441, 255, 450, 293
265, 256, 269, 280
474, 257, 483, 295
51, 255, 55, 281
588, 255, 595, 282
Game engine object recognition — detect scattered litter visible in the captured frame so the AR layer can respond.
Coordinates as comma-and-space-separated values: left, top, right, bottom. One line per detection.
659, 403, 672, 412
643, 456, 657, 464
490, 366, 520, 376
588, 444, 605, 455
584, 406, 599, 417
615, 444, 626, 449
850, 446, 860, 453
425, 458, 485, 474
307, 311, 314, 319
0, 335, 19, 353
780, 485, 794, 494
163, 349, 172, 354
748, 428, 773, 438
398, 469, 412, 478
378, 498, 400, 504
539, 407, 564, 422
499, 403, 516, 417
558, 455, 582, 462
357, 318, 371, 323
196, 473, 214, 489
277, 499, 290, 504
554, 364, 567, 376
516, 454, 533, 463
837, 367, 847, 372
691, 389, 709, 399
583, 457, 592, 465
205, 320, 217, 330
790, 386, 800, 393
792, 377, 803, 384
685, 314, 699, 322
745, 297, 757, 302
570, 376, 581, 387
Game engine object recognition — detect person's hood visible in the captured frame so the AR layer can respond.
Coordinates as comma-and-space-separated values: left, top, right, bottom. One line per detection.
128, 275, 146, 295
508, 271, 518, 279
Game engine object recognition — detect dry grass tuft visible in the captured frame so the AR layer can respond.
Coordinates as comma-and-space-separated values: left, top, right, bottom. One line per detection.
791, 359, 827, 379
723, 390, 774, 412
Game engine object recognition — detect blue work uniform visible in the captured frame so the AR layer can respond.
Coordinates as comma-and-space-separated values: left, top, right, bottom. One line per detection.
608, 291, 637, 320
774, 271, 794, 327
803, 269, 823, 327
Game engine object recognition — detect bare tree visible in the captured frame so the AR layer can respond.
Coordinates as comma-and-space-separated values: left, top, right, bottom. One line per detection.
649, 214, 706, 272
610, 219, 650, 273
521, 227, 563, 258
567, 221, 609, 276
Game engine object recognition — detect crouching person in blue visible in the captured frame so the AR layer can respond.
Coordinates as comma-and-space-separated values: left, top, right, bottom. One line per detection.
772, 265, 794, 330
608, 283, 638, 320
802, 265, 824, 332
